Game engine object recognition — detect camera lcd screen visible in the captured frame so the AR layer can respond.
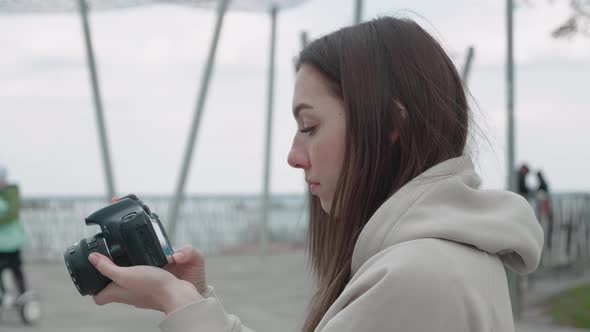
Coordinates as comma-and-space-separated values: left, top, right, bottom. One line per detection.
151, 218, 173, 256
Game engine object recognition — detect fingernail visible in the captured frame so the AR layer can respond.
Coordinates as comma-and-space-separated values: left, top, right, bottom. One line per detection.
88, 253, 99, 265
173, 252, 185, 261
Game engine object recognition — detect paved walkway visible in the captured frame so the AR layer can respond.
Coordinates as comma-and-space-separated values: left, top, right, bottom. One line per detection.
1, 251, 589, 331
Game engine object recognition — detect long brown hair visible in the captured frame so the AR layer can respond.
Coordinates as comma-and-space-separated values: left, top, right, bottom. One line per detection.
296, 17, 470, 331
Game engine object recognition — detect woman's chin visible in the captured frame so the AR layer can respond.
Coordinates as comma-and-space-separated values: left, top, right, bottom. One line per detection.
320, 199, 332, 215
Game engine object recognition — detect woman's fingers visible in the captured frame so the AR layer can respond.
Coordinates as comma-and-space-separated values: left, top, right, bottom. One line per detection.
88, 253, 131, 287
171, 245, 204, 265
93, 283, 156, 310
88, 250, 203, 314
169, 244, 190, 264
171, 251, 186, 263
93, 282, 128, 306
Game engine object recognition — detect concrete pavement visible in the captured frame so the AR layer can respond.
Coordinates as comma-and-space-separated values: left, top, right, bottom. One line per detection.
1, 251, 588, 332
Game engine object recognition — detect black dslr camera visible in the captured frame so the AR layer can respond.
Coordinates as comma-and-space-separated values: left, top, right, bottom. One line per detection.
64, 194, 173, 296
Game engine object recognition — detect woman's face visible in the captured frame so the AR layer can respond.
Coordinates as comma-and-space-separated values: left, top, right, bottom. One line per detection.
288, 64, 346, 213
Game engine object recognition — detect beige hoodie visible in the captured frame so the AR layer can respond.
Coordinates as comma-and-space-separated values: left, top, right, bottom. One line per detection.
159, 156, 544, 332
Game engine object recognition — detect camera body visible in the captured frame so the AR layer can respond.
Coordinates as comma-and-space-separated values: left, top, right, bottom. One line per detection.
64, 194, 173, 296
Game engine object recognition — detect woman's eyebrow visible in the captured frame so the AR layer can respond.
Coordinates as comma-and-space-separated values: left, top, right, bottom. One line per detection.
293, 103, 314, 119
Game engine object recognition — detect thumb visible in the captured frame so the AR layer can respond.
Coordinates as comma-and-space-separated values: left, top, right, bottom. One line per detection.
171, 247, 189, 263
89, 253, 127, 284
172, 245, 203, 265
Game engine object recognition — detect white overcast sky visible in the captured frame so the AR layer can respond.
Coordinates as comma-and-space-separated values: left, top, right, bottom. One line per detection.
0, 0, 588, 197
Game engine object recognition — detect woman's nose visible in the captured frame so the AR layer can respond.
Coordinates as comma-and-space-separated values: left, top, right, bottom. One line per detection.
287, 141, 309, 169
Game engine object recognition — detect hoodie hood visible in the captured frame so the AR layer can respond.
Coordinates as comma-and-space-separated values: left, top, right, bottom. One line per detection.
351, 156, 544, 276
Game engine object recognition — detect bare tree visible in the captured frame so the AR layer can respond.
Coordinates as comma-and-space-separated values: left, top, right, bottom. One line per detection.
551, 0, 590, 38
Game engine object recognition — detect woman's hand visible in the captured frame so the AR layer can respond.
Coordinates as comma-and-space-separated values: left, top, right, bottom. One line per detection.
89, 197, 210, 314
164, 244, 208, 295
89, 252, 203, 315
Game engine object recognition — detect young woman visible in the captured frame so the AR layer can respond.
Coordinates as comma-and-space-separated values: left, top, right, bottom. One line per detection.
87, 16, 544, 332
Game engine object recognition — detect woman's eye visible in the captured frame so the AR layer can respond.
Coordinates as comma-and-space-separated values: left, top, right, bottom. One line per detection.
300, 127, 316, 135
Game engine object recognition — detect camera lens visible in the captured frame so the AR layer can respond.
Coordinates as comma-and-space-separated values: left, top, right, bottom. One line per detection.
64, 235, 113, 296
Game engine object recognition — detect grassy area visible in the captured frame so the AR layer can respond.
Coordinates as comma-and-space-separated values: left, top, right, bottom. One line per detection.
549, 283, 590, 328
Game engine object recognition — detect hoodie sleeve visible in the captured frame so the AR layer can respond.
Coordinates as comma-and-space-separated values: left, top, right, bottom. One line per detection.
159, 286, 254, 332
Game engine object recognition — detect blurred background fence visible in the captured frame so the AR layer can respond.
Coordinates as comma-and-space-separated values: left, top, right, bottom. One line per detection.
17, 192, 590, 270
19, 194, 308, 260
534, 193, 590, 278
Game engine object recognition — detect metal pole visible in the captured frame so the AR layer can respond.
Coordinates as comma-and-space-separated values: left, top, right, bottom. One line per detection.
260, 5, 278, 256
354, 0, 363, 24
505, 0, 521, 321
168, 0, 230, 243
300, 31, 309, 49
507, 0, 516, 192
77, 0, 116, 202
461, 46, 475, 84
